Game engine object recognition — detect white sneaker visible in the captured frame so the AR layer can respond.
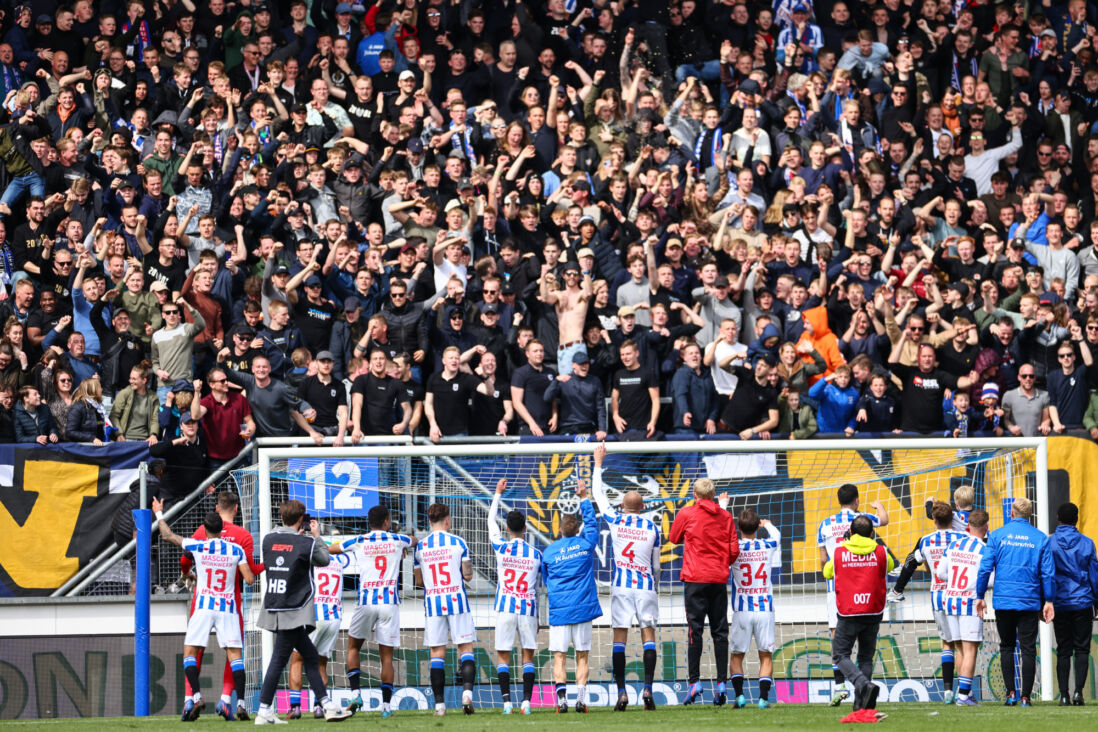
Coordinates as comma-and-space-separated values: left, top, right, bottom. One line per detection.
434, 703, 446, 716
462, 690, 474, 715
254, 709, 287, 725
323, 702, 353, 722
521, 700, 532, 715
503, 702, 513, 714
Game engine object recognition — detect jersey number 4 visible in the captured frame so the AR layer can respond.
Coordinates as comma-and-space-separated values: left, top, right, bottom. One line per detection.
740, 563, 767, 587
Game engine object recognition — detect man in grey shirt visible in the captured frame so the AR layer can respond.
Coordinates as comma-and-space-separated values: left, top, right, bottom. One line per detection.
1002, 364, 1052, 436
217, 351, 322, 442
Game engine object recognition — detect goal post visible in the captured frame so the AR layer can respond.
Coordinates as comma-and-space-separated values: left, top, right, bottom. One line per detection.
238, 437, 1053, 711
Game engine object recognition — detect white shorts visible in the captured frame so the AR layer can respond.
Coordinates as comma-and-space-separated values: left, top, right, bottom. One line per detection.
826, 590, 838, 630
549, 622, 592, 653
933, 609, 956, 643
945, 614, 984, 643
730, 611, 776, 654
611, 589, 659, 629
425, 613, 477, 648
185, 608, 242, 649
495, 613, 539, 651
311, 619, 341, 657
349, 604, 401, 648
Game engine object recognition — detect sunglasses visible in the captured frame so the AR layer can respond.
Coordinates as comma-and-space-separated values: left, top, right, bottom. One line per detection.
391, 292, 406, 298
909, 326, 924, 332
1019, 374, 1036, 379
162, 309, 180, 315
1059, 353, 1075, 359
208, 378, 227, 384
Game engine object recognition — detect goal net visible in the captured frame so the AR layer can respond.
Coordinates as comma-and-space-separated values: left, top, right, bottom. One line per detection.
232, 438, 1051, 713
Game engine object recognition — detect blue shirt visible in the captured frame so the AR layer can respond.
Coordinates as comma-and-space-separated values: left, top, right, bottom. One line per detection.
541, 498, 603, 626
977, 516, 1056, 611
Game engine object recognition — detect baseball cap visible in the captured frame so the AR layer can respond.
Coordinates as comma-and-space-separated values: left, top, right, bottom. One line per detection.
572, 351, 590, 365
291, 103, 308, 114
180, 413, 198, 424
666, 238, 683, 249
867, 78, 891, 95
336, 2, 353, 12
561, 260, 581, 273
947, 282, 969, 299
578, 215, 596, 227
406, 138, 424, 154
791, 2, 810, 13
343, 158, 362, 169
577, 247, 595, 259
783, 203, 801, 214
444, 198, 463, 212
233, 324, 256, 338
1040, 28, 1057, 38
343, 296, 361, 312
149, 280, 169, 292
316, 350, 335, 361
304, 274, 323, 288
399, 242, 417, 255
399, 69, 416, 81
273, 264, 291, 276
172, 379, 194, 393
739, 79, 761, 95
35, 14, 51, 24
446, 305, 465, 320
481, 302, 499, 314
456, 178, 474, 190
618, 305, 637, 318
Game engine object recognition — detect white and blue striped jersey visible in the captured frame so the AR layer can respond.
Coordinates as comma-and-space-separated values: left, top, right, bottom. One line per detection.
777, 23, 825, 53
935, 535, 987, 616
488, 494, 542, 616
182, 538, 248, 614
731, 529, 782, 611
314, 552, 352, 621
340, 531, 414, 605
817, 509, 881, 591
773, 0, 814, 28
952, 508, 970, 533
593, 468, 661, 591
414, 531, 470, 617
914, 529, 967, 611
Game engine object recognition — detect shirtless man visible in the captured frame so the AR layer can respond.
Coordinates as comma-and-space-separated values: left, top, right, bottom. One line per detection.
541, 259, 592, 375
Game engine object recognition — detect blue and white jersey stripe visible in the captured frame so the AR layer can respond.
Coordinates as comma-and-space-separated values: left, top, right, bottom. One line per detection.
314, 552, 352, 621
414, 531, 470, 617
340, 531, 414, 606
181, 539, 247, 614
731, 538, 780, 612
915, 529, 966, 612
604, 511, 660, 591
938, 535, 986, 616
491, 537, 542, 617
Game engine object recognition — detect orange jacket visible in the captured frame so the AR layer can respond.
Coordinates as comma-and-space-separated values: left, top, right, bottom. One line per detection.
797, 305, 845, 384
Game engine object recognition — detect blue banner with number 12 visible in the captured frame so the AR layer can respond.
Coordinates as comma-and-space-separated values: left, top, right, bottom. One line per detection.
286, 458, 380, 517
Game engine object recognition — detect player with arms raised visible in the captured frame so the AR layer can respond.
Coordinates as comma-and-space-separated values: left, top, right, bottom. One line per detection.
592, 443, 661, 711
487, 478, 543, 715
888, 501, 966, 702
287, 549, 354, 718
415, 502, 476, 715
935, 509, 991, 706
331, 505, 415, 718
722, 503, 781, 709
153, 500, 255, 722
817, 483, 888, 705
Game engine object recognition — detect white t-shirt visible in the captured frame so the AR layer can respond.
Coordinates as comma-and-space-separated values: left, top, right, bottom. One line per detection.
711, 340, 747, 396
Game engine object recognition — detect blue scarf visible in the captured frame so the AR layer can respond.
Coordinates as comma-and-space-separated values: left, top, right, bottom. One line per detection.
694, 128, 721, 167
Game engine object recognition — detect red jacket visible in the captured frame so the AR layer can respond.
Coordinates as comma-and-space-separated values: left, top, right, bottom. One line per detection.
669, 499, 740, 583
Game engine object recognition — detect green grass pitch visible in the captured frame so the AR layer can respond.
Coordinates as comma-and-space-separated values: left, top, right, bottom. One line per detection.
4, 703, 1097, 730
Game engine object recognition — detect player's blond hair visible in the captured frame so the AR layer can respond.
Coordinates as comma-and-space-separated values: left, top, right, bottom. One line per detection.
693, 478, 716, 501
1012, 496, 1033, 519
953, 485, 975, 510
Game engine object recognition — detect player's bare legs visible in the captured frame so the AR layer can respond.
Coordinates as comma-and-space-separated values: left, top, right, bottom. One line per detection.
554, 650, 590, 712
956, 639, 980, 703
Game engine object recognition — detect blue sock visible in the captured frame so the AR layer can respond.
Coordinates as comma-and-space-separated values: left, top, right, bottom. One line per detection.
230, 658, 245, 672
958, 676, 972, 696
289, 690, 301, 707
523, 663, 536, 674
347, 668, 361, 692
461, 652, 475, 664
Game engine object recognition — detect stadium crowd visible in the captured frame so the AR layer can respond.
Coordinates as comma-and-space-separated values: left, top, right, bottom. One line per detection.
0, 0, 1096, 470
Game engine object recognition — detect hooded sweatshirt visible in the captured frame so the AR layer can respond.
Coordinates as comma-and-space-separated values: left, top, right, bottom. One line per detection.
1048, 524, 1098, 611
669, 498, 740, 583
747, 322, 782, 363
808, 377, 860, 434
798, 305, 844, 384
